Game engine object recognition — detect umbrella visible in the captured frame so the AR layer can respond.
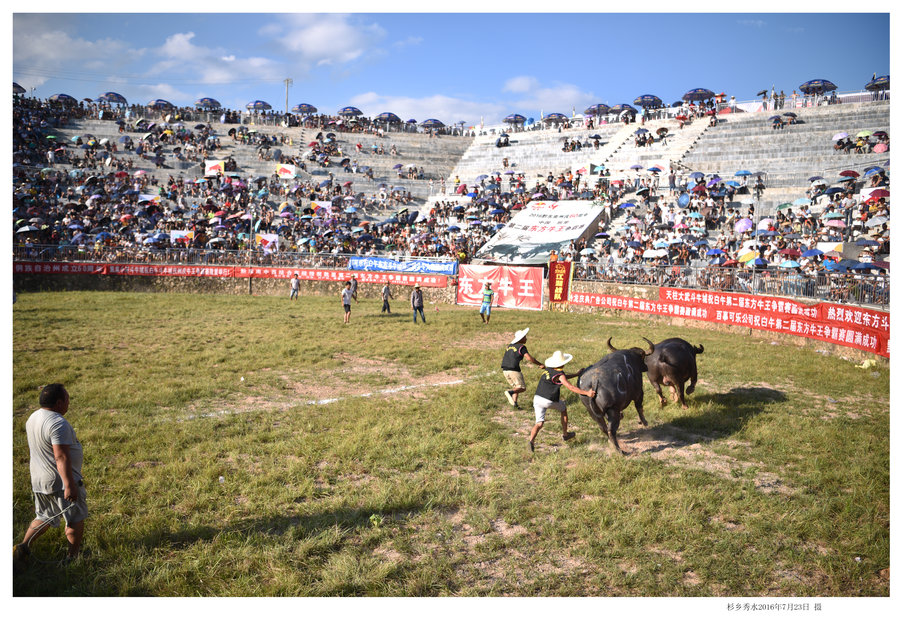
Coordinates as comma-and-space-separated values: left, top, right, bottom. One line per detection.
839, 170, 860, 178
633, 94, 662, 108
543, 113, 569, 123
147, 98, 174, 109
503, 113, 526, 124
98, 91, 127, 105
799, 79, 837, 95
608, 104, 636, 115
801, 248, 824, 257
421, 118, 444, 128
825, 219, 846, 228
866, 216, 888, 227
683, 88, 715, 102
246, 100, 272, 111
49, 93, 77, 103
832, 132, 849, 141
865, 75, 890, 91
195, 97, 221, 109
292, 103, 317, 114
735, 218, 754, 233
338, 106, 362, 116
873, 143, 888, 153
375, 112, 401, 123
584, 104, 610, 116
869, 188, 889, 199
780, 260, 801, 268
13, 82, 25, 94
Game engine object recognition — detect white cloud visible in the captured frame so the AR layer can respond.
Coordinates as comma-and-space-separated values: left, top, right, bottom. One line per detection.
393, 36, 423, 49
261, 14, 386, 70
344, 92, 506, 127
13, 15, 137, 90
503, 76, 540, 94
148, 31, 282, 84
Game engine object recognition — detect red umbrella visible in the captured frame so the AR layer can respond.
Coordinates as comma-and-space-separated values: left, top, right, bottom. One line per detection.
870, 189, 890, 199
114, 171, 129, 178
307, 141, 318, 147
778, 248, 801, 257
839, 170, 860, 177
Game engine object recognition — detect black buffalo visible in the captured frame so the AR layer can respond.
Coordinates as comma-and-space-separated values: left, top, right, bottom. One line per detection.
644, 338, 704, 409
577, 337, 654, 454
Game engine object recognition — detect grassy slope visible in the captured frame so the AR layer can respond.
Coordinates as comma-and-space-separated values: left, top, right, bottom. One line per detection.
11, 291, 889, 597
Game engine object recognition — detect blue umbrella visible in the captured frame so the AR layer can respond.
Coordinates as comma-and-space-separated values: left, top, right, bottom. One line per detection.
683, 88, 715, 102
147, 98, 173, 109
49, 93, 77, 103
780, 260, 801, 268
633, 94, 662, 109
338, 106, 362, 116
865, 75, 889, 91
421, 118, 444, 128
609, 104, 636, 115
195, 97, 221, 109
735, 170, 752, 177
292, 103, 317, 114
98, 91, 127, 105
584, 104, 610, 116
543, 113, 568, 122
801, 248, 824, 257
375, 112, 400, 123
799, 79, 837, 95
706, 248, 725, 256
504, 113, 526, 124
13, 82, 25, 94
246, 100, 272, 111
689, 172, 705, 179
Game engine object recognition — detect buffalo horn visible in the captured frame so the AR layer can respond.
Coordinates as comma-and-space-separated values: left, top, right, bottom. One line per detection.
606, 337, 617, 352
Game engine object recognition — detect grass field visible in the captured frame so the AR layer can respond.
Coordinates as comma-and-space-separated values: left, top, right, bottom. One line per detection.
11, 290, 890, 599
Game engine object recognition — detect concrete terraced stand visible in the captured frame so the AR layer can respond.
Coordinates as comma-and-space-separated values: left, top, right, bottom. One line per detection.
49, 100, 888, 221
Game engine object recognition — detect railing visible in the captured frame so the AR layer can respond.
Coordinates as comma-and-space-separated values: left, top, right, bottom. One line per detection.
12, 245, 456, 270
573, 262, 888, 309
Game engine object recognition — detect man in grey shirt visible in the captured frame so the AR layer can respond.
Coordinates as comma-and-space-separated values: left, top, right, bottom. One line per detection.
15, 383, 88, 562
410, 284, 425, 323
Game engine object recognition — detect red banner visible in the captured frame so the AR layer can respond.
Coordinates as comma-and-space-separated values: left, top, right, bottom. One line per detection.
456, 264, 543, 311
548, 261, 571, 303
13, 262, 447, 287
569, 287, 889, 357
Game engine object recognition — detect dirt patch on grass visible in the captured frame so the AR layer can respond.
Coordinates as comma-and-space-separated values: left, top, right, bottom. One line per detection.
452, 332, 508, 351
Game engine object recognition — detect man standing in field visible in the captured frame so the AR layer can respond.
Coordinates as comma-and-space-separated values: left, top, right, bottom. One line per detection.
14, 383, 88, 563
410, 284, 425, 323
349, 274, 359, 303
341, 281, 353, 324
480, 281, 495, 324
289, 273, 300, 301
381, 280, 394, 314
501, 328, 544, 410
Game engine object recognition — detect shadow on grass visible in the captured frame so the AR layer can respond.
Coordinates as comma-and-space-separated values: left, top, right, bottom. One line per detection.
611, 386, 788, 456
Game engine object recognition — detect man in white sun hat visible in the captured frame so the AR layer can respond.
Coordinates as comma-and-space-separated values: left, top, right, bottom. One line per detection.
501, 328, 544, 410
528, 351, 595, 452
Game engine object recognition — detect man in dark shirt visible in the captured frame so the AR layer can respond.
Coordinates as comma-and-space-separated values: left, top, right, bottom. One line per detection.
501, 328, 543, 409
529, 351, 595, 452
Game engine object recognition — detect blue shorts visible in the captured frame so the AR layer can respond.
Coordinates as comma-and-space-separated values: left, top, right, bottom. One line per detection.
480, 303, 492, 314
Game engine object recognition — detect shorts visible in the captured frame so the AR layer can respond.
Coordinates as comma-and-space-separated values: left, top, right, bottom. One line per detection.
503, 370, 525, 389
343, 304, 351, 312
33, 485, 89, 527
480, 303, 492, 314
533, 395, 566, 423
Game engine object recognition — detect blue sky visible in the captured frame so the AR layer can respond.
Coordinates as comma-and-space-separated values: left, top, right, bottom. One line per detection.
11, 8, 892, 126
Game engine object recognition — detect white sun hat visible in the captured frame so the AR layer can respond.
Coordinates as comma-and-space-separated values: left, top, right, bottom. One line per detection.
512, 328, 529, 343
544, 350, 573, 368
